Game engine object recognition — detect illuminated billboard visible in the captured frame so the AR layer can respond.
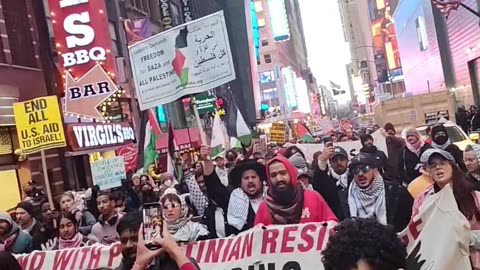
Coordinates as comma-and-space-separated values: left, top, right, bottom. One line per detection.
251, 1, 260, 59
281, 67, 297, 108
368, 0, 403, 82
268, 0, 290, 41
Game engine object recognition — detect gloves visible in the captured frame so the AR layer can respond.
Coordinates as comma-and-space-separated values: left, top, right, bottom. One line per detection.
41, 238, 58, 251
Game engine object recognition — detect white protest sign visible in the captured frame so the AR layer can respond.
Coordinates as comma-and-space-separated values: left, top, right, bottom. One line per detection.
399, 184, 472, 269
129, 11, 236, 110
15, 222, 337, 270
91, 157, 126, 190
296, 130, 388, 162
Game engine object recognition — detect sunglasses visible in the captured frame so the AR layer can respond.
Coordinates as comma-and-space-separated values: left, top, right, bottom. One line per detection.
351, 165, 371, 175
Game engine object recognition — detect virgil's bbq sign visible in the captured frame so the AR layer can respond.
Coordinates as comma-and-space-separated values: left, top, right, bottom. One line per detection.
65, 122, 135, 152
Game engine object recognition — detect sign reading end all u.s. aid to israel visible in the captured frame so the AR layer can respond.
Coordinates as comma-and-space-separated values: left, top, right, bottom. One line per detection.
13, 96, 66, 154
129, 11, 236, 110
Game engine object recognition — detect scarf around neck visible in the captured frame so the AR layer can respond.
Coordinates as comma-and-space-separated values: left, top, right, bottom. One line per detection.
0, 233, 17, 252
330, 167, 349, 189
348, 174, 387, 225
58, 232, 84, 250
266, 185, 304, 225
406, 139, 425, 157
432, 139, 452, 150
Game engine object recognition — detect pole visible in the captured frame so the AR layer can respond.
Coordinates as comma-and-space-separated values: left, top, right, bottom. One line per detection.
460, 3, 480, 18
41, 150, 54, 210
192, 102, 207, 144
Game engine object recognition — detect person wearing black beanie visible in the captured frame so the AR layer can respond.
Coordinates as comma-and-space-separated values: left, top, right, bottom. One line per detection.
15, 201, 49, 250
359, 134, 392, 178
430, 123, 467, 172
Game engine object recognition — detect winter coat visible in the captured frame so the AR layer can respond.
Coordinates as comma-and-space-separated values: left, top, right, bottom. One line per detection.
28, 220, 49, 251
472, 112, 480, 131
311, 166, 352, 220
443, 143, 467, 172
78, 210, 96, 235
467, 173, 480, 192
204, 171, 255, 236
385, 135, 405, 182
401, 143, 432, 184
254, 156, 338, 226
407, 169, 434, 199
5, 222, 32, 254
338, 178, 413, 232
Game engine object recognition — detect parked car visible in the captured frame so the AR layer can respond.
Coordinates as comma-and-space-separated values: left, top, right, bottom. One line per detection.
416, 121, 473, 151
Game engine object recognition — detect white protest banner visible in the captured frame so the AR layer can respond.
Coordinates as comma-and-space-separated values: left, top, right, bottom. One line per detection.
16, 222, 337, 270
14, 244, 122, 270
91, 157, 126, 190
296, 130, 388, 162
399, 184, 472, 269
129, 11, 236, 110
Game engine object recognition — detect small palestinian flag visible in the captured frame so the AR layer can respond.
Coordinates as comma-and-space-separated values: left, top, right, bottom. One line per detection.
225, 101, 252, 146
296, 122, 314, 143
211, 113, 227, 159
173, 28, 189, 87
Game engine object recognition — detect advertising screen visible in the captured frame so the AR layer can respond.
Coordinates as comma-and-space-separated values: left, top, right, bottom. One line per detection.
268, 0, 290, 41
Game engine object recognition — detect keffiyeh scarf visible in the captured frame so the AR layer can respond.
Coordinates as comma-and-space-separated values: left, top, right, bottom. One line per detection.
348, 174, 387, 225
227, 184, 268, 231
330, 167, 349, 189
266, 185, 305, 225
58, 232, 84, 250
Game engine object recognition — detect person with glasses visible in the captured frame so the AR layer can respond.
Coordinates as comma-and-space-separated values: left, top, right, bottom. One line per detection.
339, 153, 413, 232
160, 189, 209, 243
413, 148, 480, 268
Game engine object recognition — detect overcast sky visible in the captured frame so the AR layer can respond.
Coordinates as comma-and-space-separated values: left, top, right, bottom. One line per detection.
298, 0, 351, 104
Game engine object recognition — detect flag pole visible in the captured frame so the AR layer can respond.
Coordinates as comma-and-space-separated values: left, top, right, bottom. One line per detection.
41, 150, 55, 211
192, 101, 207, 145
459, 3, 480, 17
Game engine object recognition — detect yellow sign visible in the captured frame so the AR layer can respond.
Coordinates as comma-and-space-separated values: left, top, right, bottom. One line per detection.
270, 123, 286, 144
13, 96, 66, 154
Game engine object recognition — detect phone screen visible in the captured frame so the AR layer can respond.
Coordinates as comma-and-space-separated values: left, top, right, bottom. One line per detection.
142, 203, 163, 248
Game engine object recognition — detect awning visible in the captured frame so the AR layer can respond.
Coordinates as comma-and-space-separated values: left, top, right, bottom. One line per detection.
156, 127, 201, 151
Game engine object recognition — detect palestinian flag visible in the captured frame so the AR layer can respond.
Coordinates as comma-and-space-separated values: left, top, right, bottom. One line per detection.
211, 113, 227, 159
225, 100, 252, 146
296, 122, 314, 143
173, 28, 189, 87
143, 109, 161, 172
230, 137, 242, 149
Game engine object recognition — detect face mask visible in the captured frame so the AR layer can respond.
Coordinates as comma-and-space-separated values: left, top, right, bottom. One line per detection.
434, 135, 448, 145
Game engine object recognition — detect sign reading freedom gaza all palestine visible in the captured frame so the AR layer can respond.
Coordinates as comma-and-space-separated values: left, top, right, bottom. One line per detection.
129, 11, 236, 110
13, 96, 66, 154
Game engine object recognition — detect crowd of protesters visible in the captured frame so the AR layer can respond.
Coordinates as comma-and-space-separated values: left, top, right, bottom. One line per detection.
2, 121, 480, 269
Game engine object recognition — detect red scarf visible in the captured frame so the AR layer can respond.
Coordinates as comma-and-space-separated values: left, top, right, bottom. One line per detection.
58, 232, 84, 250
0, 234, 17, 252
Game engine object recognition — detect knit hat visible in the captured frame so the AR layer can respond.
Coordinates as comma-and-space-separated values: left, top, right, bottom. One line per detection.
288, 153, 309, 177
420, 149, 455, 164
16, 201, 35, 217
431, 124, 447, 138
384, 123, 395, 132
132, 174, 140, 180
360, 134, 373, 146
0, 212, 13, 225
405, 128, 420, 138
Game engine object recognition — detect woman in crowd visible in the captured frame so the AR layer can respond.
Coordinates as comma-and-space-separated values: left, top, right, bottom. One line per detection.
53, 212, 88, 250
59, 191, 96, 235
401, 127, 432, 184
413, 149, 480, 268
160, 189, 209, 243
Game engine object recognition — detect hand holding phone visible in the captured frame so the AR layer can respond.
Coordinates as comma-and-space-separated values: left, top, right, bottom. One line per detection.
142, 202, 163, 250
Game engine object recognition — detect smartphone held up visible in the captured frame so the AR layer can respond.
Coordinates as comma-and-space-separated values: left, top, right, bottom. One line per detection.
142, 202, 163, 250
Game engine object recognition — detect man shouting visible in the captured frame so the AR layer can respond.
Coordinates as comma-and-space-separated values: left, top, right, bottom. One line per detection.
255, 156, 337, 225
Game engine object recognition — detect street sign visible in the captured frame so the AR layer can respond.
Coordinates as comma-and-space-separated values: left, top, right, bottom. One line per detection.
13, 96, 66, 154
270, 122, 286, 144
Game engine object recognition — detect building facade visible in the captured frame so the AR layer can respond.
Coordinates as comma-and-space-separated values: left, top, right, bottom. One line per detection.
339, 0, 406, 111
255, 0, 314, 118
394, 0, 479, 106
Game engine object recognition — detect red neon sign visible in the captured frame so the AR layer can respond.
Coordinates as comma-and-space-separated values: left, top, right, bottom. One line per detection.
48, 0, 115, 80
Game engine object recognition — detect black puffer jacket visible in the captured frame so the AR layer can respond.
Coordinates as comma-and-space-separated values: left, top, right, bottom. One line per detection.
401, 143, 432, 184
338, 178, 413, 232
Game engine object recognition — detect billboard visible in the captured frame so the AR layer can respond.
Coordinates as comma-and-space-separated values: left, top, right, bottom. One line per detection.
268, 0, 290, 41
281, 67, 297, 108
368, 0, 403, 82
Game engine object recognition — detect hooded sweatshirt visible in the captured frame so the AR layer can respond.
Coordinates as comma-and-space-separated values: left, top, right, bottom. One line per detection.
0, 212, 32, 254
254, 156, 337, 226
